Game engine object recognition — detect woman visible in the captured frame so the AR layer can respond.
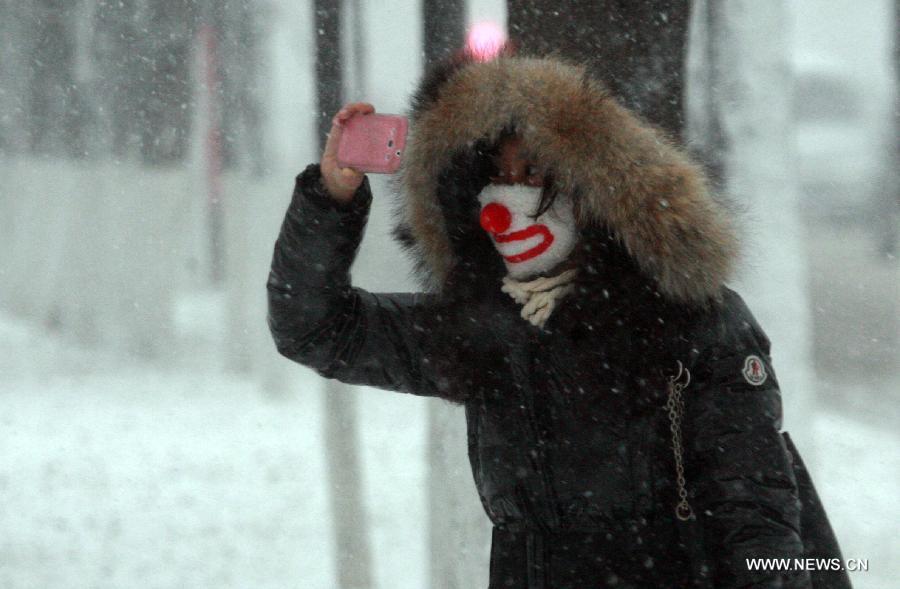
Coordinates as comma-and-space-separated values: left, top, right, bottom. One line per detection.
267, 55, 847, 588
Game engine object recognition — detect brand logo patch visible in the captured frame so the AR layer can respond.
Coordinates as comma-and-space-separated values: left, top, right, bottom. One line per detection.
742, 355, 768, 386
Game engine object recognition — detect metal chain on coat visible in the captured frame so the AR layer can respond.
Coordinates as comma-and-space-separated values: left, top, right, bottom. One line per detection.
666, 360, 694, 521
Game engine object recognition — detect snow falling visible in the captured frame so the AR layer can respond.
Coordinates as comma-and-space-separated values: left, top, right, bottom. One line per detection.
0, 0, 897, 587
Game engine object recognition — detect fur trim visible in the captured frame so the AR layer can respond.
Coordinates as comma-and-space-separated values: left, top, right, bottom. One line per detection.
395, 56, 739, 304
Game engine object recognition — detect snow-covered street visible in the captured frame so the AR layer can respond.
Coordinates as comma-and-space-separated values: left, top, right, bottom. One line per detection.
0, 311, 435, 589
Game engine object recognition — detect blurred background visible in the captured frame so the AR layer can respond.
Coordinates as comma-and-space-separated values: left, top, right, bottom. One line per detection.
0, 0, 897, 587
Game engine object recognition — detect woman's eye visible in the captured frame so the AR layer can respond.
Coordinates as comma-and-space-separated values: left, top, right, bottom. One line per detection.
526, 165, 540, 177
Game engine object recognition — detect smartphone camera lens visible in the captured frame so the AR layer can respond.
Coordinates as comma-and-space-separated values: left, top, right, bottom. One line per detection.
388, 140, 394, 147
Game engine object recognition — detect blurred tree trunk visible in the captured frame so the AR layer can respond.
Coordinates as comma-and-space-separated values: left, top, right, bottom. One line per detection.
315, 4, 373, 588
888, 0, 900, 256
207, 0, 266, 173
315, 1, 344, 147
424, 0, 467, 64
507, 0, 690, 141
89, 0, 195, 165
139, 0, 195, 166
0, 3, 29, 153
684, 0, 727, 183
90, 0, 140, 160
688, 0, 815, 447
27, 0, 84, 158
422, 4, 492, 588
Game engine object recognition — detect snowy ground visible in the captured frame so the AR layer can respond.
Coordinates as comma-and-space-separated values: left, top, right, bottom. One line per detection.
0, 310, 431, 589
1, 308, 897, 589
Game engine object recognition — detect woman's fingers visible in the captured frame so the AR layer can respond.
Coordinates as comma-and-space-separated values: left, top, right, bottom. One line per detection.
332, 102, 375, 127
320, 102, 375, 201
323, 122, 342, 160
324, 102, 376, 161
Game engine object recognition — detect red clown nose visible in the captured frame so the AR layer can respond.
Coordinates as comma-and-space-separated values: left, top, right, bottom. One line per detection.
480, 202, 512, 234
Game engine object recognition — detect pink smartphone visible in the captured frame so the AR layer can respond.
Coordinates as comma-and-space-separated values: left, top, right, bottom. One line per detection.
336, 113, 408, 174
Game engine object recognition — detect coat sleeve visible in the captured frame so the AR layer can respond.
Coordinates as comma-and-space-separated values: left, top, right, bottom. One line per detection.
266, 164, 461, 401
683, 294, 811, 588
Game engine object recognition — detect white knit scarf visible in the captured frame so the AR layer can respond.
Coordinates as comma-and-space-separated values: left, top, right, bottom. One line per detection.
500, 268, 579, 328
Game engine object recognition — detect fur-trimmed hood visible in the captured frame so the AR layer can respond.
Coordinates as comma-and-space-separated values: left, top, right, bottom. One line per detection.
394, 55, 738, 305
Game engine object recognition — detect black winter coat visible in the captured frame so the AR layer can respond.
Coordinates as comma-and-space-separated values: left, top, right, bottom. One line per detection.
267, 57, 849, 588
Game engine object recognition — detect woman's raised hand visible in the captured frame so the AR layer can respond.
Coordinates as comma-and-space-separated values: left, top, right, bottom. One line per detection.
321, 102, 375, 203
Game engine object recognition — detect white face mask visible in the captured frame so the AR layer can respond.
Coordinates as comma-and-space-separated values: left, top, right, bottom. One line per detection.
476, 183, 578, 279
